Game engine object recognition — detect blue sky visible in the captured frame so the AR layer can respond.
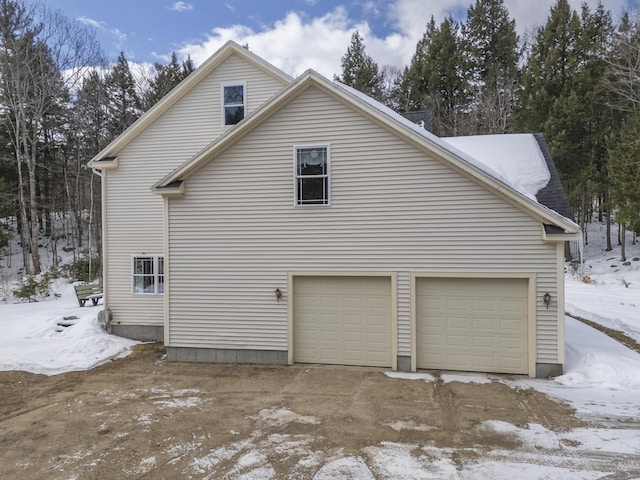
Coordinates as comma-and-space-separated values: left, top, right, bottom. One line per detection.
48, 0, 639, 78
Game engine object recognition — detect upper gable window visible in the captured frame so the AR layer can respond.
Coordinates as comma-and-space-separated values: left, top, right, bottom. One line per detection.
295, 146, 330, 206
222, 83, 246, 126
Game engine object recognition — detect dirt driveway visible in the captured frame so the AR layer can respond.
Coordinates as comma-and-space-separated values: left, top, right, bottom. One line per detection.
0, 344, 637, 479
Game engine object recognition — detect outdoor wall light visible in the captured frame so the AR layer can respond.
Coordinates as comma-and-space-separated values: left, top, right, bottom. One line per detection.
274, 288, 282, 302
543, 292, 551, 309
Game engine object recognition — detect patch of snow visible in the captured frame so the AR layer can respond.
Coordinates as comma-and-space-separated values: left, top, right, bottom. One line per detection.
190, 440, 250, 474
479, 420, 640, 456
251, 407, 320, 427
386, 420, 435, 432
312, 456, 374, 480
456, 461, 603, 480
384, 371, 435, 382
140, 456, 156, 467
366, 442, 456, 479
153, 396, 203, 408
440, 373, 493, 384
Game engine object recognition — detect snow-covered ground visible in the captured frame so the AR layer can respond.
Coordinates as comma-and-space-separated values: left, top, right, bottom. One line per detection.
0, 280, 138, 375
565, 221, 640, 343
1, 220, 639, 478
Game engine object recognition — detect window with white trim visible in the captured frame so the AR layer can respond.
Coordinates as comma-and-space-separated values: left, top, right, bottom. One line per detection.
295, 146, 330, 205
222, 84, 245, 126
132, 256, 164, 294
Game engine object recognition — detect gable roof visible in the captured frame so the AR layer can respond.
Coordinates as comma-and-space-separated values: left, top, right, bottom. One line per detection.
152, 68, 578, 235
88, 41, 293, 167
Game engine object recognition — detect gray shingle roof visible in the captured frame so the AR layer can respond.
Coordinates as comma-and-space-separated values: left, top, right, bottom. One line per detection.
533, 133, 575, 222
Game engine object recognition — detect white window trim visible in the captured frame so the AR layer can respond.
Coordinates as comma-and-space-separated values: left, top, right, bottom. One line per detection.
131, 255, 164, 295
221, 81, 247, 127
293, 144, 331, 207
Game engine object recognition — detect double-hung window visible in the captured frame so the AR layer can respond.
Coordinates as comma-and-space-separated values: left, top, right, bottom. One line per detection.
222, 83, 246, 126
295, 146, 330, 206
132, 256, 164, 294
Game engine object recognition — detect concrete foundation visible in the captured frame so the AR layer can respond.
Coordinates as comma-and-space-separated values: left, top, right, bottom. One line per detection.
536, 363, 563, 378
111, 324, 164, 342
167, 347, 288, 365
396, 356, 411, 372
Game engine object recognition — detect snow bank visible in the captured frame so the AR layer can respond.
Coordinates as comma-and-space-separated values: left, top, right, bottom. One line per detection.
556, 317, 640, 389
0, 281, 139, 375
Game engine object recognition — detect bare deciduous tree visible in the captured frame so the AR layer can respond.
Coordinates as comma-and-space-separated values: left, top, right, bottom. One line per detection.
0, 0, 102, 274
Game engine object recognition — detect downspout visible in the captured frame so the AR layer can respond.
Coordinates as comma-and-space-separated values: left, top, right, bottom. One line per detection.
92, 167, 112, 331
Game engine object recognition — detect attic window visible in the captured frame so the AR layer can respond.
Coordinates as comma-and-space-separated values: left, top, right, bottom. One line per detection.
295, 146, 330, 206
223, 83, 245, 126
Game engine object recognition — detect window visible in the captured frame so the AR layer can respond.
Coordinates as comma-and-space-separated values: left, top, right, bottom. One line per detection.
132, 256, 164, 294
295, 146, 330, 206
223, 84, 245, 126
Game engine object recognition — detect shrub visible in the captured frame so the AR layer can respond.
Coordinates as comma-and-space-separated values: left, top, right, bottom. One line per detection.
13, 273, 53, 302
68, 255, 102, 283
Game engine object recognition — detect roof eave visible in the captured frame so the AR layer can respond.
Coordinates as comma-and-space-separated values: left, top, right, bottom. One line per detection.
152, 180, 185, 198
91, 156, 119, 170
88, 41, 293, 168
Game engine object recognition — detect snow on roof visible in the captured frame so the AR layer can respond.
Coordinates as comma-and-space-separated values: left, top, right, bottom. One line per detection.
443, 134, 551, 201
332, 81, 550, 202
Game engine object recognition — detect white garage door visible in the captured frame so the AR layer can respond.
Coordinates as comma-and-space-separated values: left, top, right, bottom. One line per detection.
294, 276, 392, 367
416, 278, 528, 374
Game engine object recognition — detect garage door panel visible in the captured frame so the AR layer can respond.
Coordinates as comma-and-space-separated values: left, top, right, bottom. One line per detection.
294, 276, 392, 367
417, 278, 528, 375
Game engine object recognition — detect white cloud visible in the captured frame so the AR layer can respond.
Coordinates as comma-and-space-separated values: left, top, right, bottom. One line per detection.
174, 0, 637, 79
77, 16, 106, 30
169, 2, 194, 13
177, 7, 413, 78
388, 0, 634, 41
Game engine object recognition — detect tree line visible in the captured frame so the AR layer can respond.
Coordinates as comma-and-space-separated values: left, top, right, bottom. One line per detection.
0, 0, 193, 276
1, 0, 638, 278
335, 0, 640, 260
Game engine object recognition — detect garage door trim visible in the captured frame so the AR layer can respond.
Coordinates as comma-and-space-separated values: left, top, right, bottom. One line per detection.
410, 273, 536, 377
288, 271, 398, 370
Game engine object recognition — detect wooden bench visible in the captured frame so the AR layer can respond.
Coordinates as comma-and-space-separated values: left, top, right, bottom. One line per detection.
74, 283, 103, 307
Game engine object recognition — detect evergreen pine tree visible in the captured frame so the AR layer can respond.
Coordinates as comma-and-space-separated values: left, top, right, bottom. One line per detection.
462, 0, 519, 133
399, 16, 468, 135
608, 110, 640, 260
143, 52, 195, 109
334, 31, 384, 101
105, 52, 142, 138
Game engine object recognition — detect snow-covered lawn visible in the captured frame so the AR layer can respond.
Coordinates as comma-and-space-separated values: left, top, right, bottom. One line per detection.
1, 221, 639, 478
0, 281, 138, 375
565, 221, 640, 343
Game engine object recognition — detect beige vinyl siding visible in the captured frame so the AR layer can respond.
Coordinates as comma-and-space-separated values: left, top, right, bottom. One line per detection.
104, 53, 287, 327
167, 86, 561, 363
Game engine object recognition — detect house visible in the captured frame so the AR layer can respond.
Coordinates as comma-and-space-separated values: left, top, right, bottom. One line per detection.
90, 41, 578, 378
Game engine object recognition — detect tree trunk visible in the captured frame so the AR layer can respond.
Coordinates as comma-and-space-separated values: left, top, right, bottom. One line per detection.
621, 223, 626, 262
604, 189, 612, 251
16, 148, 31, 274
26, 139, 41, 275
564, 241, 573, 262
618, 222, 622, 245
